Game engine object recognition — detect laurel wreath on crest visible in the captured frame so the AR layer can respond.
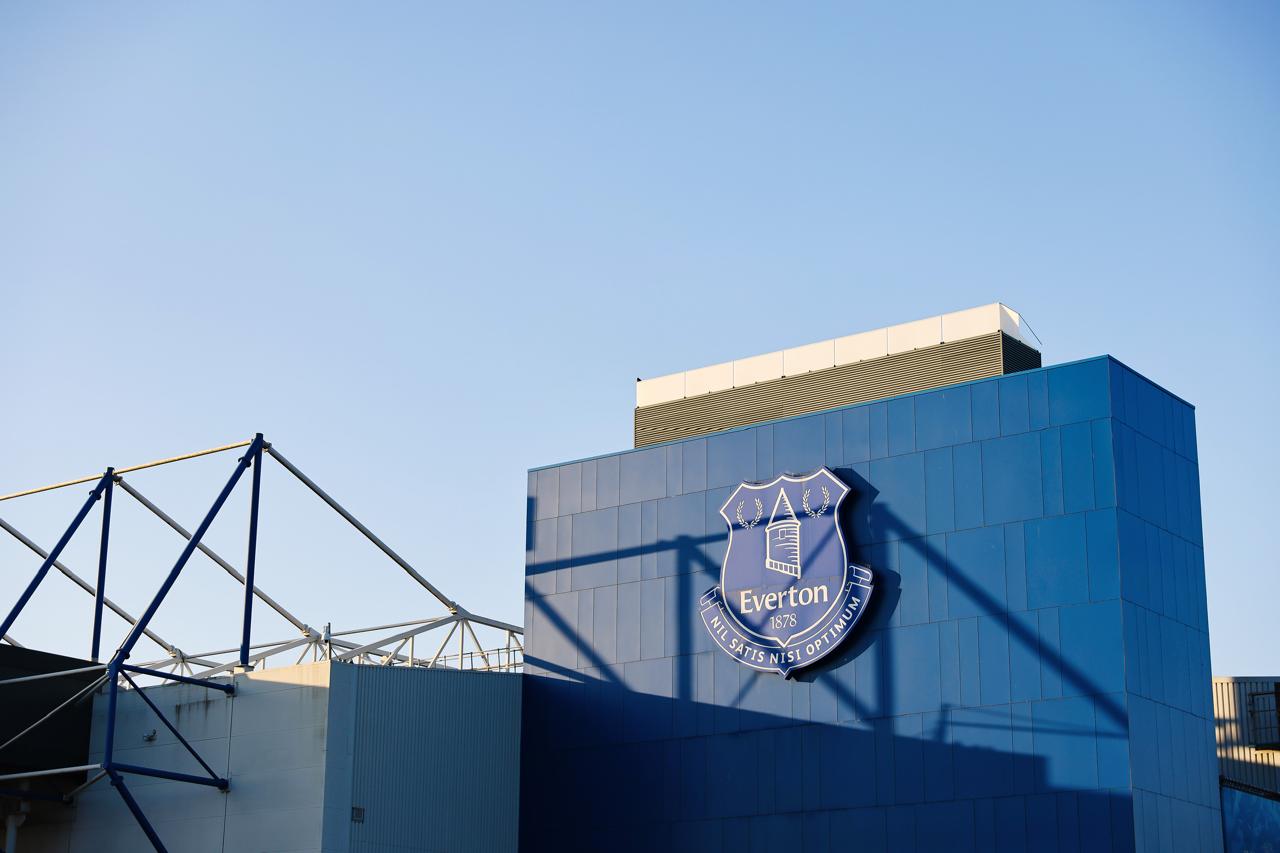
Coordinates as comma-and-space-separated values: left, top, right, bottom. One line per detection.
802, 486, 831, 518
735, 498, 763, 529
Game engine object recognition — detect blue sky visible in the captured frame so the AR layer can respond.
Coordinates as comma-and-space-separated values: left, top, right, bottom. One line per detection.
1, 3, 1276, 673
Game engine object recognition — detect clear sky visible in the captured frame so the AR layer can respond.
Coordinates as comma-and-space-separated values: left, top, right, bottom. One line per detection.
1, 3, 1276, 674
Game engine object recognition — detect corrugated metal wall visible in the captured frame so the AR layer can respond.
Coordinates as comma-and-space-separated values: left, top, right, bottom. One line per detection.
341, 665, 522, 853
632, 331, 1041, 446
1214, 677, 1280, 794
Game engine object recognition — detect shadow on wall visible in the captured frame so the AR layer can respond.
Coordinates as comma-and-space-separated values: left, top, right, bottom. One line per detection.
520, 479, 1138, 852
521, 677, 1132, 852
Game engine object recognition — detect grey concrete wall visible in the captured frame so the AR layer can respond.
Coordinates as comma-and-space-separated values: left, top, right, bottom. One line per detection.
20, 661, 334, 853
15, 662, 520, 853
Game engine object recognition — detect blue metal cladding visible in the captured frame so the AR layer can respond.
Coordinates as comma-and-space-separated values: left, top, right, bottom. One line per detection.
520, 356, 1220, 853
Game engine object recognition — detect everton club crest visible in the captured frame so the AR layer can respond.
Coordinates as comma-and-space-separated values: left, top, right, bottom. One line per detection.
699, 468, 873, 676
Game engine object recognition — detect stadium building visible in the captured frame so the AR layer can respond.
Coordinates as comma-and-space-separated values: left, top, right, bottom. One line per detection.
1, 303, 1277, 852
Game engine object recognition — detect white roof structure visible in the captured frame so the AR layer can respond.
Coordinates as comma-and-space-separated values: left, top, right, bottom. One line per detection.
636, 303, 1038, 409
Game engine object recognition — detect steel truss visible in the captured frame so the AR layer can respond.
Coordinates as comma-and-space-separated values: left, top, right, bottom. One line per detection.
0, 436, 521, 852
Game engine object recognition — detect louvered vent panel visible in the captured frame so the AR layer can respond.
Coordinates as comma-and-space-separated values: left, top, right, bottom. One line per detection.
1001, 335, 1043, 374
635, 332, 1034, 447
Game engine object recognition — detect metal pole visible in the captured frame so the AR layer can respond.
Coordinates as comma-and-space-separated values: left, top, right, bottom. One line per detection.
0, 474, 109, 639
0, 518, 175, 654
240, 436, 263, 668
119, 671, 224, 783
0, 665, 106, 686
120, 665, 234, 694
113, 479, 308, 635
114, 436, 260, 660
263, 445, 460, 613
102, 666, 119, 767
0, 765, 100, 783
462, 619, 492, 669
91, 469, 114, 662
107, 769, 168, 852
0, 673, 106, 753
0, 439, 252, 502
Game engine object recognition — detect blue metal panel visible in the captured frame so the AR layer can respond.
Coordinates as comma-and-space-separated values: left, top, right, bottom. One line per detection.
994, 796, 1029, 853
1028, 370, 1050, 430
843, 405, 872, 464
1048, 359, 1111, 426
952, 705, 1014, 797
1041, 428, 1065, 517
620, 446, 667, 504
559, 462, 583, 516
617, 501, 642, 583
1092, 420, 1117, 509
521, 356, 1218, 851
571, 506, 618, 590
978, 615, 1012, 705
683, 438, 707, 493
1038, 608, 1063, 699
924, 448, 955, 535
1086, 510, 1120, 601
707, 429, 755, 489
887, 397, 915, 457
1058, 600, 1125, 695
869, 453, 927, 541
534, 465, 558, 519
581, 458, 598, 512
916, 386, 972, 451
953, 442, 984, 530
972, 380, 1000, 441
919, 801, 976, 852
925, 534, 948, 622
957, 618, 981, 707
666, 444, 683, 497
897, 540, 928, 626
1033, 696, 1099, 790
755, 423, 774, 480
824, 411, 843, 468
890, 623, 943, 715
1025, 514, 1089, 609
597, 454, 621, 508
892, 713, 924, 802
946, 526, 1006, 620
1009, 611, 1041, 702
885, 805, 916, 852
868, 401, 888, 459
594, 585, 618, 665
982, 433, 1044, 524
1000, 374, 1031, 436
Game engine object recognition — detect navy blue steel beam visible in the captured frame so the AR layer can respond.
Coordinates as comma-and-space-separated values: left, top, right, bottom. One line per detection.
90, 469, 114, 662
119, 671, 224, 783
239, 435, 263, 668
102, 666, 120, 768
109, 763, 228, 790
107, 769, 168, 852
95, 442, 262, 853
113, 435, 262, 661
0, 473, 110, 639
120, 664, 234, 694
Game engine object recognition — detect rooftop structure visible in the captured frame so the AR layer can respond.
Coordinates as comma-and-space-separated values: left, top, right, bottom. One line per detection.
633, 302, 1042, 446
0, 437, 522, 852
